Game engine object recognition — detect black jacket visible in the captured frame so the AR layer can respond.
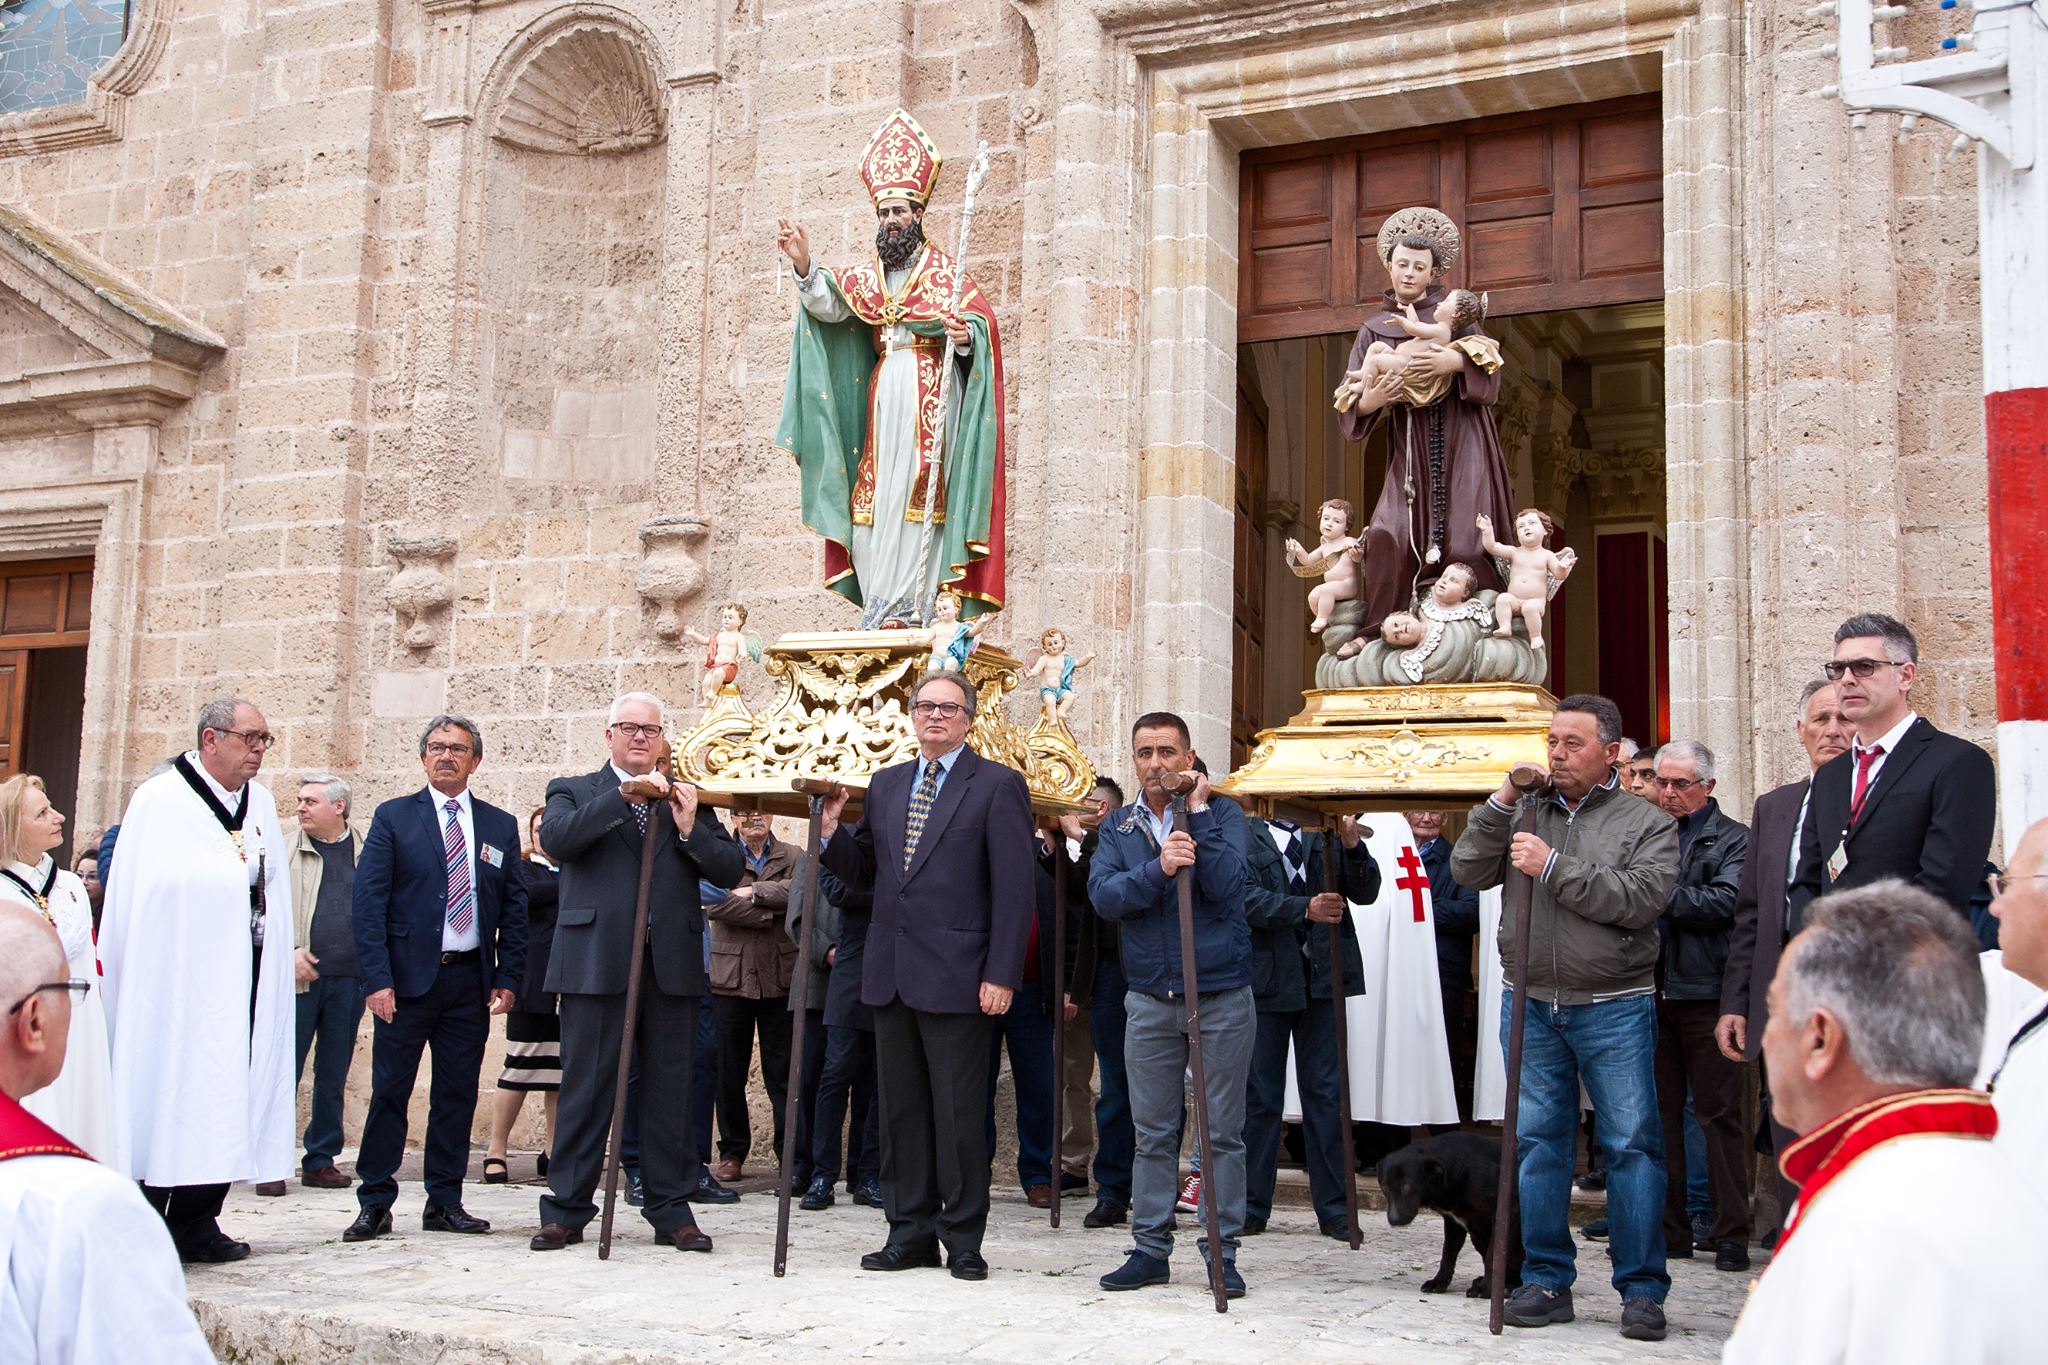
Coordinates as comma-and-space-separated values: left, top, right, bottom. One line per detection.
514, 855, 560, 1014
1658, 799, 1749, 1002
818, 865, 873, 1032
1420, 836, 1481, 990
1242, 819, 1379, 1012
1036, 836, 1094, 1008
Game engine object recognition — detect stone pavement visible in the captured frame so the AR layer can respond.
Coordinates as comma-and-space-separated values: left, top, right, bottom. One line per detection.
188, 1176, 1750, 1364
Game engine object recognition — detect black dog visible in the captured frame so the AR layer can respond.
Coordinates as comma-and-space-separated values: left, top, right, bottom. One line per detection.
1379, 1132, 1522, 1298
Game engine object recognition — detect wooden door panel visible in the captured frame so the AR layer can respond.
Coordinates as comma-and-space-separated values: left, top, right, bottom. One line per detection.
0, 651, 24, 779
1250, 156, 1335, 227
1465, 126, 1553, 202
0, 575, 61, 635
1580, 113, 1661, 187
1358, 141, 1440, 214
1251, 244, 1335, 312
1468, 218, 1554, 291
1581, 202, 1662, 279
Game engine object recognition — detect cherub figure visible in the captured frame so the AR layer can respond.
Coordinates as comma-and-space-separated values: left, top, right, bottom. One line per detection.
1333, 289, 1487, 411
1284, 498, 1365, 633
1025, 628, 1095, 723
684, 602, 763, 705
1380, 610, 1426, 648
1426, 560, 1479, 612
921, 590, 987, 674
1475, 509, 1577, 650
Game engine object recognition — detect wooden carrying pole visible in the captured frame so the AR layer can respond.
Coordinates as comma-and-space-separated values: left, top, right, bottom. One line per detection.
1317, 829, 1362, 1250
1489, 764, 1550, 1334
1166, 775, 1229, 1313
774, 778, 836, 1275
598, 794, 664, 1260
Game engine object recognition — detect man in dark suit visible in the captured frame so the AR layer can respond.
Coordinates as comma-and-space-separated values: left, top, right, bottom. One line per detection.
345, 715, 527, 1241
1717, 679, 1849, 1235
819, 670, 1036, 1281
1408, 809, 1480, 1121
1241, 813, 1376, 1239
530, 692, 744, 1253
1788, 613, 1998, 928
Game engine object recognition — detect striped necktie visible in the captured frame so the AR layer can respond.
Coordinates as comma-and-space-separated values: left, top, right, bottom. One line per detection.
903, 759, 943, 872
443, 798, 474, 936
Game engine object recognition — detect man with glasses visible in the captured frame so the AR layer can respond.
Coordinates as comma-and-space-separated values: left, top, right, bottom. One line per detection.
1646, 741, 1751, 1271
1788, 613, 1996, 928
344, 716, 526, 1243
97, 697, 296, 1263
533, 692, 742, 1254
1, 904, 216, 1361
818, 672, 1036, 1281
1987, 817, 2048, 1199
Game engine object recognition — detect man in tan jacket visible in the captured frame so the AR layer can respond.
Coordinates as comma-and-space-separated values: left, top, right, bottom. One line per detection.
283, 774, 362, 1193
707, 810, 798, 1181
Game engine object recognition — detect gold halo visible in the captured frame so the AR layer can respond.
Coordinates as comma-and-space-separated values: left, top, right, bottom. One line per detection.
1376, 207, 1461, 274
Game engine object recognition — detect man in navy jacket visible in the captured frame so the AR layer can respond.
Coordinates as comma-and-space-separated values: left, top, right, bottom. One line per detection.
1087, 712, 1253, 1298
346, 715, 526, 1241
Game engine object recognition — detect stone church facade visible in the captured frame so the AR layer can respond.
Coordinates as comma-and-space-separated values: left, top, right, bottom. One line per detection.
0, 0, 1995, 839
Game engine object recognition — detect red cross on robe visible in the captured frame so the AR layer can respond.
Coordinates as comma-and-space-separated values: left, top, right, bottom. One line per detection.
1395, 847, 1430, 923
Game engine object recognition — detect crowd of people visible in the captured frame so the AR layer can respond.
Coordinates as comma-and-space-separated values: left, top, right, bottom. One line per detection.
4, 610, 2046, 1361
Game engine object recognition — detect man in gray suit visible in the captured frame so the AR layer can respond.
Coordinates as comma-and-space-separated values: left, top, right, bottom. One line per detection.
531, 692, 743, 1253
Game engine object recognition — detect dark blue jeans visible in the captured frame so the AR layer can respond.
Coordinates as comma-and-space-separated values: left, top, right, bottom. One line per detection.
1245, 1002, 1346, 1226
1504, 991, 1668, 1303
1091, 959, 1134, 1204
294, 974, 363, 1171
985, 979, 1056, 1190
812, 1022, 878, 1187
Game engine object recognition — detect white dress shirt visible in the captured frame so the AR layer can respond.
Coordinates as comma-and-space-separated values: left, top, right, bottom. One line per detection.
1851, 708, 1919, 795
435, 786, 480, 953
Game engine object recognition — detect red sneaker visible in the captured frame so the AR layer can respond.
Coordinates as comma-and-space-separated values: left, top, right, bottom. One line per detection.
1175, 1173, 1201, 1212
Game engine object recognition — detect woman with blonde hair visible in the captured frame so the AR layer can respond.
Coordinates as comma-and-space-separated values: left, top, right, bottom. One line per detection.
0, 773, 115, 1158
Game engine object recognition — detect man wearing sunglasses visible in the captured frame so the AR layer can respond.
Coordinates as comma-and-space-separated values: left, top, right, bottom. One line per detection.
1, 904, 215, 1361
1787, 613, 1996, 929
97, 697, 297, 1264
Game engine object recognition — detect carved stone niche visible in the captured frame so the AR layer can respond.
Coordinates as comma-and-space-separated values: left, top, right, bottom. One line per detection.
636, 514, 708, 640
491, 22, 667, 156
386, 531, 457, 653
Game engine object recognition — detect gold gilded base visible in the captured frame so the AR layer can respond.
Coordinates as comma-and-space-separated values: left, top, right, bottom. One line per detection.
671, 630, 1096, 818
1220, 682, 1557, 816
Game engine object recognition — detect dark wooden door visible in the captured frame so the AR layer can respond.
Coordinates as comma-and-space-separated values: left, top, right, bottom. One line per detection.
0, 651, 25, 779
1240, 95, 1663, 340
1232, 375, 1270, 766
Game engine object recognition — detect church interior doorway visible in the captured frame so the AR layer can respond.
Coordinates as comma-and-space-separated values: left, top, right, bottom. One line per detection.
1232, 95, 1669, 754
0, 556, 92, 865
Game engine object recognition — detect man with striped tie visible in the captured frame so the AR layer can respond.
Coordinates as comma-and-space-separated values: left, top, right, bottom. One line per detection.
819, 671, 1036, 1280
345, 715, 527, 1242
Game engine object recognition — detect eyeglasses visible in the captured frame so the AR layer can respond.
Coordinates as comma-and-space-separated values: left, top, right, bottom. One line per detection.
423, 742, 473, 757
7, 978, 91, 1016
1822, 658, 1902, 682
911, 701, 966, 719
219, 728, 276, 748
1653, 777, 1706, 791
1988, 872, 2048, 899
610, 723, 664, 739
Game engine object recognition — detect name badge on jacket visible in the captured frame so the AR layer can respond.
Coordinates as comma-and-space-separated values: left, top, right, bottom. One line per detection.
480, 843, 504, 869
1825, 844, 1849, 883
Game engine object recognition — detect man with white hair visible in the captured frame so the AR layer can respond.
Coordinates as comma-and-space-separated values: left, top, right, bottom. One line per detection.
1987, 816, 2048, 1197
532, 693, 743, 1253
98, 697, 295, 1262
1, 903, 215, 1361
1724, 880, 2046, 1363
286, 772, 361, 1191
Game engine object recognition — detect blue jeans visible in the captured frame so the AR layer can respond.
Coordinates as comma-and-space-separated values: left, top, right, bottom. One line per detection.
1245, 1003, 1346, 1226
294, 974, 363, 1171
985, 979, 1056, 1189
1683, 1094, 1710, 1223
1504, 991, 1668, 1303
1091, 959, 1134, 1203
1126, 985, 1255, 1263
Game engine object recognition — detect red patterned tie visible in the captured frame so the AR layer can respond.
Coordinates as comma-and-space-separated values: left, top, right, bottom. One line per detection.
1849, 745, 1884, 826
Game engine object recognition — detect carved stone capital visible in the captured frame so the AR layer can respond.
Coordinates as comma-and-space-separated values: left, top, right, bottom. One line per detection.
636, 513, 709, 640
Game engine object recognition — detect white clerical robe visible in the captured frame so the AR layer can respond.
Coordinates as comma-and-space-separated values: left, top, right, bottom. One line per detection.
1723, 1136, 2047, 1364
1474, 886, 1506, 1120
0, 861, 114, 1160
1977, 949, 2047, 1085
797, 264, 967, 625
0, 1152, 216, 1363
97, 764, 295, 1186
1992, 1011, 2048, 1203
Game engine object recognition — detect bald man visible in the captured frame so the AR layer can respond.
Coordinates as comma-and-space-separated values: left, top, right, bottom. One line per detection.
0, 904, 213, 1362
1988, 817, 2048, 1199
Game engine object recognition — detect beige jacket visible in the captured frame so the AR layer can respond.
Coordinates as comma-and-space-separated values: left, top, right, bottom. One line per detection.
707, 836, 799, 999
291, 823, 361, 994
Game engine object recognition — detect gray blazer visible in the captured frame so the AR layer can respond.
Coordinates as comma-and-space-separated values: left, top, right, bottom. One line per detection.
539, 765, 744, 997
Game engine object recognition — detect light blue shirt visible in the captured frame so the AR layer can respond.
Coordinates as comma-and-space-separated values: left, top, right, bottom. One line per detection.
906, 744, 967, 824
1135, 798, 1175, 849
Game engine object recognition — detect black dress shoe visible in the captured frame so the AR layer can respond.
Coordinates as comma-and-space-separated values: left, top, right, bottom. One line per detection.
529, 1222, 583, 1251
1320, 1219, 1352, 1241
342, 1208, 392, 1243
691, 1173, 741, 1205
1241, 1214, 1267, 1235
626, 1172, 645, 1208
1714, 1239, 1751, 1272
799, 1176, 835, 1211
182, 1231, 253, 1264
853, 1177, 885, 1207
861, 1242, 942, 1271
661, 1224, 714, 1252
1081, 1198, 1127, 1228
948, 1249, 989, 1281
1060, 1171, 1089, 1193
422, 1204, 490, 1234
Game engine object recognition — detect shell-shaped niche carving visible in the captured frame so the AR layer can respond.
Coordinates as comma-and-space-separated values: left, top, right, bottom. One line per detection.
493, 24, 667, 156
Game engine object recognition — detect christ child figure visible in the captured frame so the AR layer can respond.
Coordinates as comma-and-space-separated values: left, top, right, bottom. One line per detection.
685, 602, 751, 705
1284, 498, 1365, 632
1334, 289, 1486, 411
1025, 628, 1095, 724
1475, 509, 1577, 650
1379, 610, 1426, 649
922, 590, 987, 674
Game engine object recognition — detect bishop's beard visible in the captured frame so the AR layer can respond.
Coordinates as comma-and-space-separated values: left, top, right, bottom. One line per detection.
876, 218, 925, 271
